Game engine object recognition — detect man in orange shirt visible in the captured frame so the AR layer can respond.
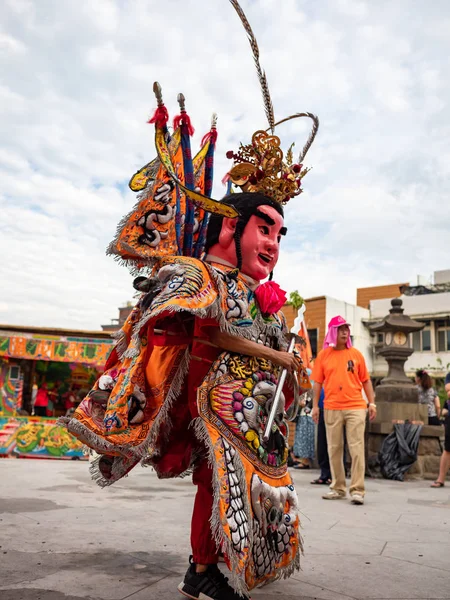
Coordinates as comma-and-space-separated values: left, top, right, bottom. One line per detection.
312, 316, 376, 505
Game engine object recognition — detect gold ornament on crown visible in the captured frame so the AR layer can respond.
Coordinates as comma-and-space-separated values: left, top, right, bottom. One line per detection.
226, 130, 311, 205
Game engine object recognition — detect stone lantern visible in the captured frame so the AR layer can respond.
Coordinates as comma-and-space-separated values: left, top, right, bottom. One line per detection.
368, 298, 441, 479
370, 298, 424, 407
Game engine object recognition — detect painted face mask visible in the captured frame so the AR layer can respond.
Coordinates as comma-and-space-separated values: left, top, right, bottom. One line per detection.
239, 205, 284, 281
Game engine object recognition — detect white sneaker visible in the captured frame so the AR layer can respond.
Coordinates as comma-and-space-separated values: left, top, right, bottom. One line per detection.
350, 493, 364, 505
322, 491, 346, 500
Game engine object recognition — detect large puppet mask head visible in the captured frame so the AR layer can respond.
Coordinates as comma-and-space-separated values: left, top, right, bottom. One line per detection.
205, 192, 286, 282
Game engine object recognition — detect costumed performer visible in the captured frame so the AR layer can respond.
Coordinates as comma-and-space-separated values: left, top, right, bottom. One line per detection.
60, 1, 319, 598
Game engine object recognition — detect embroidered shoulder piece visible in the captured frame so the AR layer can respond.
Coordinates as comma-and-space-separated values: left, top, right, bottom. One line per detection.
141, 256, 219, 324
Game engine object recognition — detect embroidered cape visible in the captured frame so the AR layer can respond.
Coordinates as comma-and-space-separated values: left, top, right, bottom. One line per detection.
61, 256, 305, 593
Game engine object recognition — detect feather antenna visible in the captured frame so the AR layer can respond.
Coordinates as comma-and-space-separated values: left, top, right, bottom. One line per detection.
266, 113, 320, 163
229, 0, 275, 133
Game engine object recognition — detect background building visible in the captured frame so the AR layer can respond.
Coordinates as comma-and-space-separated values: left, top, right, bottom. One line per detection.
284, 297, 371, 363
284, 269, 450, 384
368, 270, 450, 379
101, 301, 134, 333
356, 282, 408, 309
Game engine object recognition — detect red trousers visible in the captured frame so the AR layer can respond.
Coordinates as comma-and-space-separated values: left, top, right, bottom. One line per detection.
191, 458, 219, 564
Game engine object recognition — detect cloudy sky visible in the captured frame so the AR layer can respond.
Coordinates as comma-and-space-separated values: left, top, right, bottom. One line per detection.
1, 0, 449, 330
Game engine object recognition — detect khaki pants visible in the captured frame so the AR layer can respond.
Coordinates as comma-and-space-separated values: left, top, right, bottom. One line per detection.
324, 408, 367, 496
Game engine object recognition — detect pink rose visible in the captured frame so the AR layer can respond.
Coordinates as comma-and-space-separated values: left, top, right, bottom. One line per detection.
254, 281, 287, 315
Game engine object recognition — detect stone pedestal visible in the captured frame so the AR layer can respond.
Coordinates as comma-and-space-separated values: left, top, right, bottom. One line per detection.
374, 399, 427, 424
375, 384, 420, 405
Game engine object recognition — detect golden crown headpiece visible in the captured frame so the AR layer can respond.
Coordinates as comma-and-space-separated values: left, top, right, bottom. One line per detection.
225, 126, 316, 205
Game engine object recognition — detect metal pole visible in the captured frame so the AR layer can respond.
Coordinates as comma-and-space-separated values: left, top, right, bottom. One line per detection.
263, 336, 296, 442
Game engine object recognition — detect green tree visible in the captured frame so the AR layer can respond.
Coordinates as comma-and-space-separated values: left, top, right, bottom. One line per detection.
287, 290, 304, 310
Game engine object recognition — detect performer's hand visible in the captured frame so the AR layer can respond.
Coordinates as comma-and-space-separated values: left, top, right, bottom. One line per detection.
368, 404, 377, 421
311, 406, 319, 424
274, 351, 301, 374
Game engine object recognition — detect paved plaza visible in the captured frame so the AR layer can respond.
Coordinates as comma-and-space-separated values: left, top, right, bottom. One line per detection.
0, 459, 449, 600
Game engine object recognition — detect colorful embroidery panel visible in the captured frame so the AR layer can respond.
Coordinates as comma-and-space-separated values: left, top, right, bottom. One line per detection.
199, 353, 289, 475
111, 128, 233, 266
113, 139, 183, 263
199, 423, 301, 593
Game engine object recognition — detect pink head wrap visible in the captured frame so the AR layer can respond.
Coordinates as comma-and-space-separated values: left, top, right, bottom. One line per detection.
323, 315, 353, 349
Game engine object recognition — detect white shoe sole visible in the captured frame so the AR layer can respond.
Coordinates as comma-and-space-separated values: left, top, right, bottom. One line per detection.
178, 582, 222, 600
322, 495, 346, 500
178, 581, 250, 600
350, 498, 364, 505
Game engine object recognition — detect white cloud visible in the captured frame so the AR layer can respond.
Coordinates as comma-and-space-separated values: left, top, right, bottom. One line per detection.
0, 31, 26, 54
85, 41, 121, 69
336, 0, 368, 19
81, 0, 119, 35
0, 0, 449, 329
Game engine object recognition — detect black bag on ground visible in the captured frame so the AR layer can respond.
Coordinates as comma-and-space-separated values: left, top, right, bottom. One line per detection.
378, 422, 422, 481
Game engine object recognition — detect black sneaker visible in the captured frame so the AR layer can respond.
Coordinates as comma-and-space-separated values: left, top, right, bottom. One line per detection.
178, 561, 248, 600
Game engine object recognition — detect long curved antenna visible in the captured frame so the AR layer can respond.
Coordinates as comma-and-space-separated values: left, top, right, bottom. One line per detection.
266, 113, 320, 162
229, 0, 275, 133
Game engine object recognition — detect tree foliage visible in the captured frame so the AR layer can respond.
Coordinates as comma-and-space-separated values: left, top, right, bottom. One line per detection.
287, 290, 304, 310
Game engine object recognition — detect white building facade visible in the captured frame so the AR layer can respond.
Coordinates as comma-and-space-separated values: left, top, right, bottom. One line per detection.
369, 291, 450, 378
309, 271, 450, 381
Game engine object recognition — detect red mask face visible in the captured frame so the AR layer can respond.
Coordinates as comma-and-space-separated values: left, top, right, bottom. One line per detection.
239, 205, 284, 281
207, 204, 285, 282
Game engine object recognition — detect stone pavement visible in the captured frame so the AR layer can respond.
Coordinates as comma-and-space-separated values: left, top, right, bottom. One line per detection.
1, 459, 449, 600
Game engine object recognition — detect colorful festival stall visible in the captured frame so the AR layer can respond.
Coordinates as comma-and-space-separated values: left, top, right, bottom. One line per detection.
0, 416, 86, 459
0, 325, 113, 459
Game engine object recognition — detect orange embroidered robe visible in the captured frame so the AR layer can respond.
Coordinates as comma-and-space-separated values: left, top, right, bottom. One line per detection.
62, 256, 306, 594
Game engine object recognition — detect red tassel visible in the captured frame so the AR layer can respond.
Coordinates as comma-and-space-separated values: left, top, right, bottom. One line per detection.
201, 128, 218, 147
148, 105, 169, 128
173, 113, 195, 136
184, 114, 195, 136
173, 114, 182, 131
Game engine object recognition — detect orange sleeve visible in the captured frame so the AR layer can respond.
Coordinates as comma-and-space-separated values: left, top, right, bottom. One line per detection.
311, 350, 324, 383
358, 352, 370, 383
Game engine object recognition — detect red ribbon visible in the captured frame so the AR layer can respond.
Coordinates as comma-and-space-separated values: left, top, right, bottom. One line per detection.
148, 105, 169, 129
173, 113, 195, 136
201, 128, 218, 147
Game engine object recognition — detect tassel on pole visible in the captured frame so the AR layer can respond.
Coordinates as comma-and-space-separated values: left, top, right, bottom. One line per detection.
173, 92, 195, 136
148, 81, 169, 128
